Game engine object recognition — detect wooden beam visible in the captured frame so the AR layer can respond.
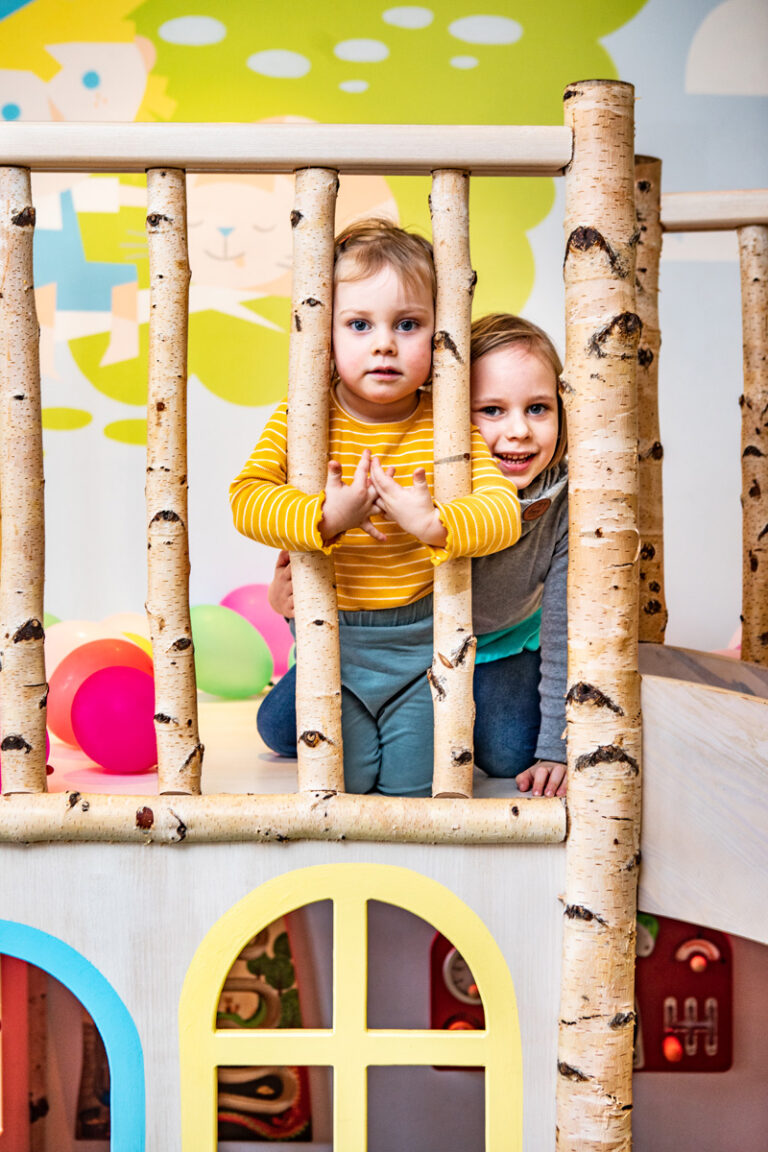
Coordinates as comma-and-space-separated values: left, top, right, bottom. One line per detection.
662, 189, 768, 232
0, 791, 566, 844
0, 122, 572, 176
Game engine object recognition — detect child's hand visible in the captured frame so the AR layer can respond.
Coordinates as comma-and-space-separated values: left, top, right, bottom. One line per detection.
515, 760, 567, 797
268, 550, 294, 618
319, 449, 387, 544
369, 457, 447, 547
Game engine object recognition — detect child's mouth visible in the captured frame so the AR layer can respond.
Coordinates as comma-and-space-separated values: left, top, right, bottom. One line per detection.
495, 452, 536, 475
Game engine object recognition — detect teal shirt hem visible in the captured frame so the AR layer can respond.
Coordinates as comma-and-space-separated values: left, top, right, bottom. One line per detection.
475, 608, 542, 664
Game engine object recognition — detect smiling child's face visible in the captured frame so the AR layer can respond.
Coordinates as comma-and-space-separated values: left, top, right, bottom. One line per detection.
332, 262, 434, 423
470, 345, 560, 491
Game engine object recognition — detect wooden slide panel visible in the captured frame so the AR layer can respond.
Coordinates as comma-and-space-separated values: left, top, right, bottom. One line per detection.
639, 674, 768, 945
639, 642, 768, 700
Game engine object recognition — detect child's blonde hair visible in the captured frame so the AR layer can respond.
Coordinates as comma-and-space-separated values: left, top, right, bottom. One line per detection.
334, 217, 436, 302
471, 313, 567, 469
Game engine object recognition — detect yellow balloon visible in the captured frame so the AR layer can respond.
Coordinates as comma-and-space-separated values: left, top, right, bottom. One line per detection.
123, 631, 153, 658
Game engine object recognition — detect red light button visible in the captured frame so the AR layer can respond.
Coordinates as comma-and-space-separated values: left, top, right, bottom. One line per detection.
663, 1034, 684, 1063
689, 954, 707, 973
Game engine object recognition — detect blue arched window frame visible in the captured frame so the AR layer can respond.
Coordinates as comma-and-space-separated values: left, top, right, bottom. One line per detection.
0, 920, 145, 1151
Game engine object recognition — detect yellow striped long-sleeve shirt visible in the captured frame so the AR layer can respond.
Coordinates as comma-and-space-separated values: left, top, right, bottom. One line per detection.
230, 390, 521, 611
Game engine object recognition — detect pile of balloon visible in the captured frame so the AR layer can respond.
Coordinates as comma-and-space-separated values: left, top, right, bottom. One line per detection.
0, 585, 292, 781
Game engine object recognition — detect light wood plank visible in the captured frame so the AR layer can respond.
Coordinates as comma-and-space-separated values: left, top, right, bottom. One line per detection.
0, 122, 572, 176
640, 674, 768, 944
639, 642, 768, 699
662, 189, 768, 232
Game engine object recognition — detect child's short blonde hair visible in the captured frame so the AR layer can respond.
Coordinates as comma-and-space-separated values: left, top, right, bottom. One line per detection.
470, 313, 567, 469
334, 217, 436, 301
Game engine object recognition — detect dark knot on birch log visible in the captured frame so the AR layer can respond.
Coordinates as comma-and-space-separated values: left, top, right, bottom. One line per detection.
11, 206, 35, 228
1, 734, 31, 753
171, 637, 192, 651
640, 542, 656, 560
136, 806, 154, 830
13, 618, 44, 643
743, 445, 765, 457
565, 226, 626, 276
299, 730, 329, 748
565, 904, 607, 926
609, 1011, 636, 1029
427, 668, 447, 700
574, 744, 640, 776
643, 599, 663, 614
588, 312, 643, 358
557, 1061, 591, 1081
451, 749, 473, 766
290, 210, 303, 228
637, 346, 655, 368
146, 212, 171, 229
432, 330, 463, 361
566, 682, 623, 714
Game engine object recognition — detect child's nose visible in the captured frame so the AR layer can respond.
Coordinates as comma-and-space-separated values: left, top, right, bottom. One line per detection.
503, 412, 530, 441
372, 326, 396, 354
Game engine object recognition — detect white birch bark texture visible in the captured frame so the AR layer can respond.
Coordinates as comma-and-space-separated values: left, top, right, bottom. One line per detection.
0, 166, 47, 794
287, 168, 344, 792
557, 81, 642, 1152
429, 170, 476, 797
145, 168, 203, 794
0, 790, 565, 844
737, 224, 768, 665
635, 157, 667, 642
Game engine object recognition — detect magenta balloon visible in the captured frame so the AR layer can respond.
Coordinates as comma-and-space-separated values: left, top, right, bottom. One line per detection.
220, 583, 293, 676
71, 666, 157, 775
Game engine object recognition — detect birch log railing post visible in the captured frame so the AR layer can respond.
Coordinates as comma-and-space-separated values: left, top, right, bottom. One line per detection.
288, 168, 345, 793
145, 168, 203, 794
737, 224, 768, 665
429, 170, 476, 798
558, 81, 642, 1152
0, 166, 48, 795
635, 156, 667, 641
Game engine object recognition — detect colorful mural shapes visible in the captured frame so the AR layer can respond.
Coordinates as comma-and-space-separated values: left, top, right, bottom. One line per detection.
2, 1, 647, 442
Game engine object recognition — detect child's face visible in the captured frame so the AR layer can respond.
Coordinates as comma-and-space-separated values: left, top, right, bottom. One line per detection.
470, 345, 559, 490
332, 263, 434, 423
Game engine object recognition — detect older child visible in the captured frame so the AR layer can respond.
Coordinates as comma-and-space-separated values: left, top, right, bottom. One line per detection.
260, 312, 568, 798
230, 221, 521, 796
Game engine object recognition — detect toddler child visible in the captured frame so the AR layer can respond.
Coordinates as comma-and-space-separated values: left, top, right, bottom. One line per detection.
259, 312, 568, 798
230, 221, 521, 796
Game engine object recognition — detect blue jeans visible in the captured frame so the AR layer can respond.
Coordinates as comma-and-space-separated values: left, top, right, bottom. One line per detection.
257, 645, 542, 784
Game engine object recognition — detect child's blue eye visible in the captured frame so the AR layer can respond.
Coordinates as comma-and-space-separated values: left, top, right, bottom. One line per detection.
349, 319, 370, 332
478, 406, 503, 418
528, 403, 548, 415
397, 319, 418, 332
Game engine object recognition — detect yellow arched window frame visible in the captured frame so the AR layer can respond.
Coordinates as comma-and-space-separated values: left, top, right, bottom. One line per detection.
179, 863, 522, 1150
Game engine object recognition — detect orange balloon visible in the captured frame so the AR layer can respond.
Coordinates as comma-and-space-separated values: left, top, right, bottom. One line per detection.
48, 639, 153, 746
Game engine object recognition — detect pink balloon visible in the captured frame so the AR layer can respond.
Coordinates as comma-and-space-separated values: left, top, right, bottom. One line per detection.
220, 584, 292, 676
71, 666, 157, 775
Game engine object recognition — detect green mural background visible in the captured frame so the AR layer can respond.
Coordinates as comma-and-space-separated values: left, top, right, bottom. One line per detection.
1, 0, 646, 441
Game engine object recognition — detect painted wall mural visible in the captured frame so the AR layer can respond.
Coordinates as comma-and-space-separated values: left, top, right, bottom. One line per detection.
1, 0, 645, 445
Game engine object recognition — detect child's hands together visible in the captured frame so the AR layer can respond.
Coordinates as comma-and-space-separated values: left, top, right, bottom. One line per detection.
515, 760, 567, 797
319, 448, 387, 543
369, 456, 447, 547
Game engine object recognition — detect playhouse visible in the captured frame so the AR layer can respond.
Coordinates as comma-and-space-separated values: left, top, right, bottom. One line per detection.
0, 70, 766, 1152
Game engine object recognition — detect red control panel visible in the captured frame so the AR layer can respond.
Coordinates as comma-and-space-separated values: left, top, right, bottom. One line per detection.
430, 933, 484, 1069
634, 913, 732, 1072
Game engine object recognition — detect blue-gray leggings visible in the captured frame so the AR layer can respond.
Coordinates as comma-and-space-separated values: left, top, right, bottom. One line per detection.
258, 598, 543, 795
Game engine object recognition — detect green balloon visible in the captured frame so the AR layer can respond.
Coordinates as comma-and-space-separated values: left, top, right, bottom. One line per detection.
44, 611, 61, 628
191, 604, 273, 699
288, 643, 296, 670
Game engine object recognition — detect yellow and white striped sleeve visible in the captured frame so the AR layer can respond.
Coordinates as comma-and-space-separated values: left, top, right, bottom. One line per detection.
432, 427, 521, 562
229, 402, 331, 553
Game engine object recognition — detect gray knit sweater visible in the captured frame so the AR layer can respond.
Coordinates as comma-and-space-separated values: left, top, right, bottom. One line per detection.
471, 462, 568, 763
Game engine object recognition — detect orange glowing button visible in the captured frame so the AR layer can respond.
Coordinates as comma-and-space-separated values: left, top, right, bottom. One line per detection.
663, 1034, 684, 1063
689, 954, 708, 974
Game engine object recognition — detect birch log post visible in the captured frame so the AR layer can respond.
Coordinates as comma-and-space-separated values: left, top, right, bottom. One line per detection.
145, 169, 203, 794
288, 168, 344, 792
0, 167, 47, 794
429, 170, 476, 797
635, 157, 667, 641
558, 81, 642, 1152
737, 224, 768, 665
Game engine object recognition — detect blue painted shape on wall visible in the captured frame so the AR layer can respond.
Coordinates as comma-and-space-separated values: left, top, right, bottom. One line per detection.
0, 919, 145, 1151
34, 189, 136, 309
0, 0, 34, 20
